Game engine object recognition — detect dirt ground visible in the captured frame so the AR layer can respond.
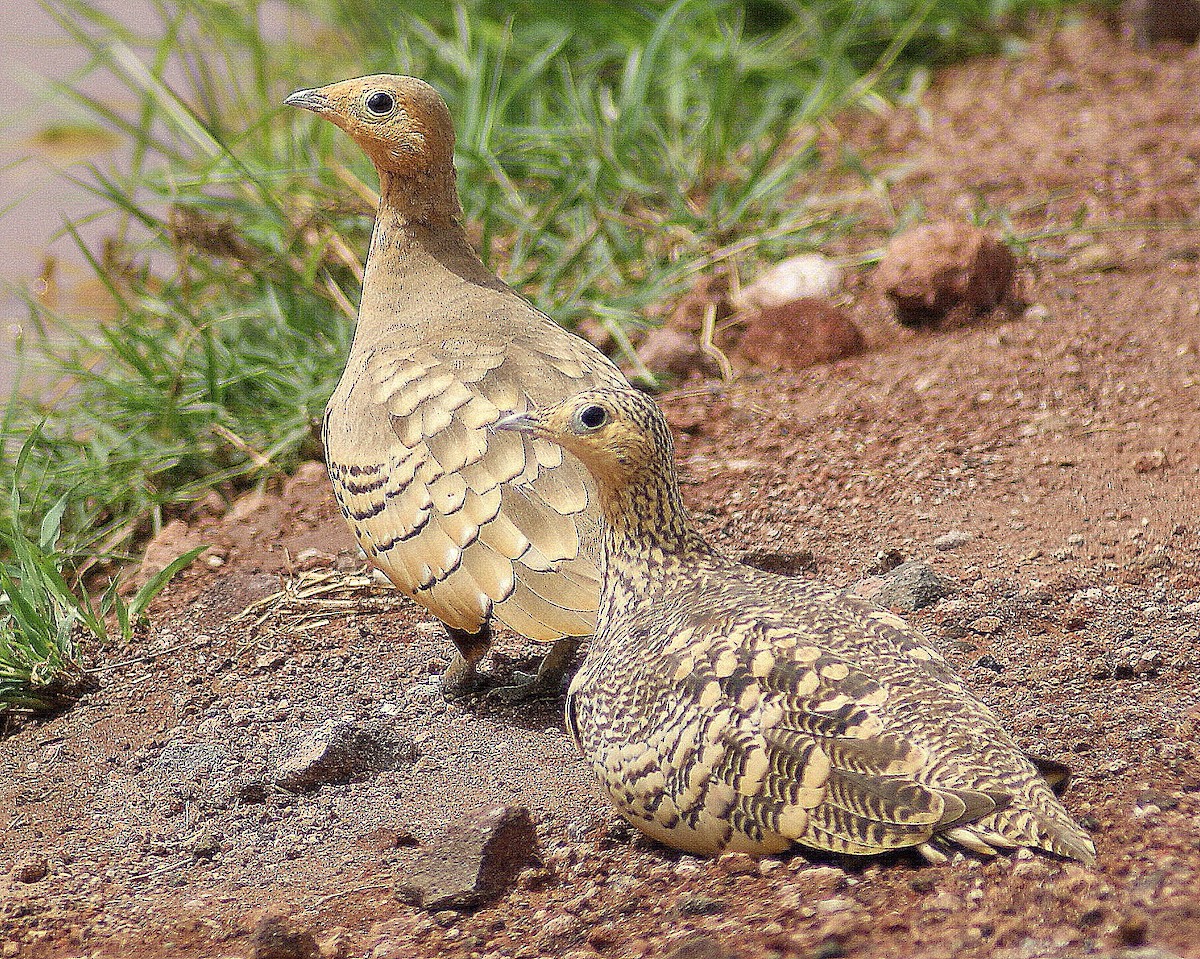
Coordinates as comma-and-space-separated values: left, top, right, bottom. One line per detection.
3, 17, 1199, 959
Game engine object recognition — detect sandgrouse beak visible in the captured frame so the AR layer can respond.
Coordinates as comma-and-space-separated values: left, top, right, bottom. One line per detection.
494, 411, 542, 435
284, 87, 333, 114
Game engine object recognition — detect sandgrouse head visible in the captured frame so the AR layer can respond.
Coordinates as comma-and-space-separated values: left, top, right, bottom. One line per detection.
286, 74, 455, 177
497, 388, 673, 488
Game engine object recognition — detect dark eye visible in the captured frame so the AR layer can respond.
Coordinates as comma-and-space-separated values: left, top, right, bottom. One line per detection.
365, 91, 394, 115
578, 405, 607, 430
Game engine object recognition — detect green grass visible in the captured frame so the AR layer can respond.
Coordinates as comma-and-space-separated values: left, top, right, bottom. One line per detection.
0, 435, 204, 716
0, 0, 1075, 706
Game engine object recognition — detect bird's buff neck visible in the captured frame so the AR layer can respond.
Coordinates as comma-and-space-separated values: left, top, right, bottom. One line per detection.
361, 168, 506, 305
376, 167, 463, 228
596, 461, 712, 562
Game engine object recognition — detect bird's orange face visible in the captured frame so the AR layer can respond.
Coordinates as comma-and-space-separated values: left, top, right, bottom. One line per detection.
285, 74, 455, 176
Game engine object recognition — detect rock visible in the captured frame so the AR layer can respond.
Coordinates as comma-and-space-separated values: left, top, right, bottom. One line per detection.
636, 326, 715, 380
924, 892, 962, 912
10, 855, 49, 883
1133, 649, 1164, 675
1069, 241, 1122, 274
736, 298, 865, 371
866, 548, 906, 575
974, 653, 1005, 672
273, 719, 417, 792
250, 915, 320, 959
858, 561, 954, 612
237, 779, 269, 804
812, 939, 847, 959
816, 897, 856, 914
1129, 0, 1200, 44
663, 935, 739, 959
395, 805, 539, 911
185, 828, 221, 859
675, 894, 725, 916
874, 222, 1016, 329
540, 914, 581, 943
715, 851, 758, 875
1132, 449, 1168, 472
794, 864, 849, 889
968, 616, 1003, 635
1116, 911, 1149, 947
933, 530, 973, 551
1135, 788, 1179, 811
734, 254, 844, 311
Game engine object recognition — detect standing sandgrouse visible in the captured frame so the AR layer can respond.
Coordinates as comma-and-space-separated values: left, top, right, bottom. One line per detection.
286, 76, 630, 695
497, 389, 1096, 862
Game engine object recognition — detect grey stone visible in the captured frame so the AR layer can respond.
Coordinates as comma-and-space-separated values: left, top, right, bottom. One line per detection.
395, 804, 539, 911
870, 561, 955, 612
272, 719, 417, 792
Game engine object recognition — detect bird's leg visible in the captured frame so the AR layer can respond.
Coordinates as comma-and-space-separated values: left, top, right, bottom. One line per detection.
440, 622, 493, 696
490, 636, 583, 702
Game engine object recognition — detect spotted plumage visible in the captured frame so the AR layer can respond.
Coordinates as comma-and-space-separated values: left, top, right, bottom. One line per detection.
497, 389, 1095, 862
286, 76, 629, 693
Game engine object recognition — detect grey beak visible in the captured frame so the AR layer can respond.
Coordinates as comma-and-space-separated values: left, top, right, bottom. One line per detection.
285, 88, 332, 113
494, 411, 540, 434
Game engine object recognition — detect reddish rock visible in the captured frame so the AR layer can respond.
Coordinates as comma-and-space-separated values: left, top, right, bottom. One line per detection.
874, 222, 1017, 329
395, 805, 540, 911
250, 915, 319, 959
1128, 0, 1200, 44
736, 298, 864, 371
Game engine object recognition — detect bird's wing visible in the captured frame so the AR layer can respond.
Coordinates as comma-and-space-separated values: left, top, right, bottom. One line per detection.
326, 326, 622, 640
648, 615, 1003, 856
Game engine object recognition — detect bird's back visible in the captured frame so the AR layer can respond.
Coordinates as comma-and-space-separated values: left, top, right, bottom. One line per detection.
571, 552, 1096, 862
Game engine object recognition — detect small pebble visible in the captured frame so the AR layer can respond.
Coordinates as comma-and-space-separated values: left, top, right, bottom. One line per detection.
933, 530, 974, 551
541, 914, 581, 940
716, 851, 758, 875
1071, 242, 1121, 274
968, 615, 1002, 635
924, 892, 962, 911
734, 253, 844, 310
11, 856, 49, 883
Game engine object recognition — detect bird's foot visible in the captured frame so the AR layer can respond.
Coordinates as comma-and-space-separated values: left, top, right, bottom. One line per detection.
439, 653, 486, 698
487, 637, 582, 703
440, 624, 492, 698
488, 669, 559, 702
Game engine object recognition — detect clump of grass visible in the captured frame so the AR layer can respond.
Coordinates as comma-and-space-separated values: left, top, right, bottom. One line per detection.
0, 437, 205, 716
3, 0, 1072, 566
